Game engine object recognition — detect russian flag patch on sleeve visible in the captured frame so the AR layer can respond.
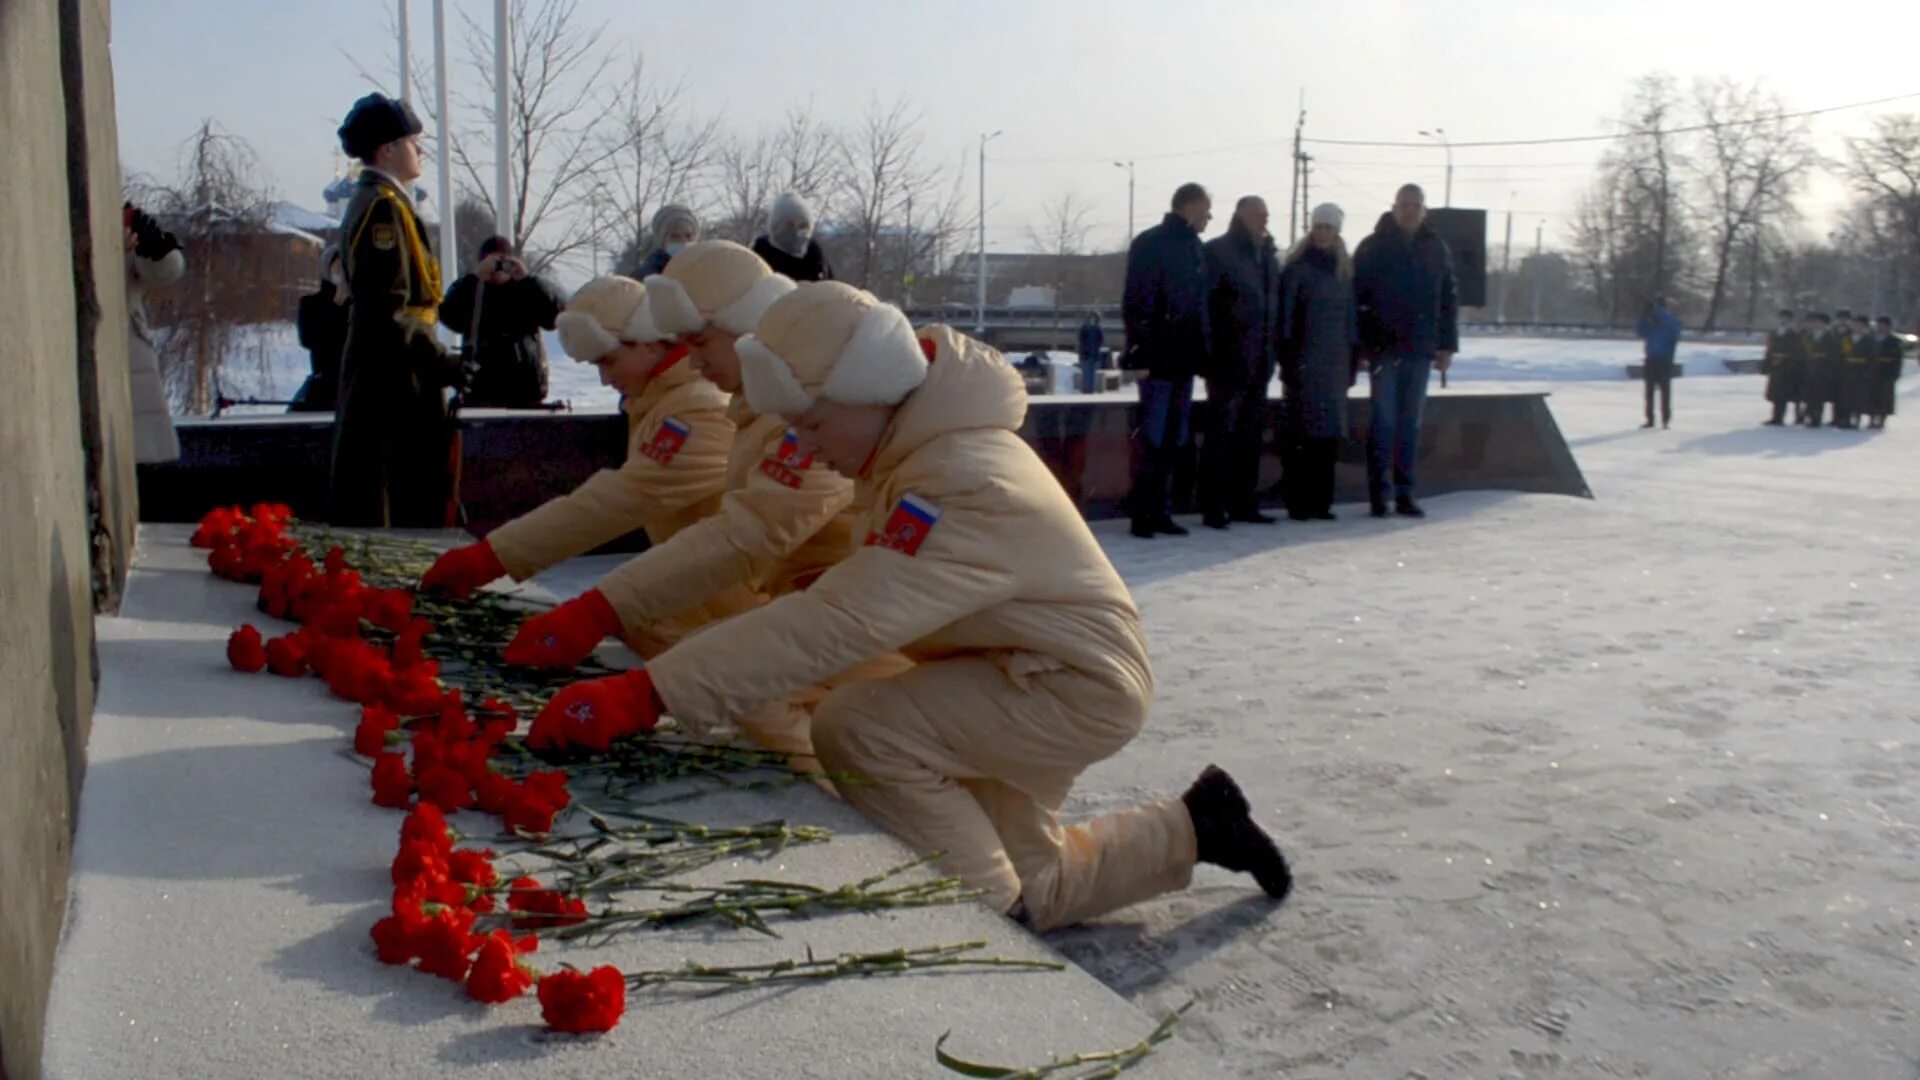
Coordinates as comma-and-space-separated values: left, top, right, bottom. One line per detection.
757, 427, 814, 488
638, 415, 691, 464
866, 492, 941, 556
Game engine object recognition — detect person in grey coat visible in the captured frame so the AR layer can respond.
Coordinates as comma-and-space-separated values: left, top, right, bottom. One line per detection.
632, 204, 699, 280
1278, 203, 1359, 521
124, 202, 184, 462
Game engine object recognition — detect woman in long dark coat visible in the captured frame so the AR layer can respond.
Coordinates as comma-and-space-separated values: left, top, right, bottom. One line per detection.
1278, 203, 1360, 521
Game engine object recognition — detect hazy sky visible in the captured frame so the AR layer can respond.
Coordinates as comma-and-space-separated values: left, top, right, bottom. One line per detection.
114, 0, 1920, 265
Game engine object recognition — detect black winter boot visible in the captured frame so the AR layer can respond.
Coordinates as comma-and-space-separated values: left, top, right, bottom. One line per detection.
1183, 765, 1293, 901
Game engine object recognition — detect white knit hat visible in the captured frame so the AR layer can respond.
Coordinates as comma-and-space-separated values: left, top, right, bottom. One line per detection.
555, 276, 665, 363
1310, 203, 1345, 230
738, 282, 926, 417
644, 239, 795, 338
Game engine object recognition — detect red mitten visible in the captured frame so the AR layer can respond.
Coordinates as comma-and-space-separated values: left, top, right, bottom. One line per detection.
420, 541, 506, 599
504, 590, 622, 669
528, 670, 662, 752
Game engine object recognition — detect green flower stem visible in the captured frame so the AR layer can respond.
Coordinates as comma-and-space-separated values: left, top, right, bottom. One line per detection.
625, 941, 1064, 993
933, 1001, 1195, 1079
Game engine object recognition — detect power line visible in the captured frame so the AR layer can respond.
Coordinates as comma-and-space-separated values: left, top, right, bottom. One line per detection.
990, 91, 1919, 169
1302, 91, 1920, 149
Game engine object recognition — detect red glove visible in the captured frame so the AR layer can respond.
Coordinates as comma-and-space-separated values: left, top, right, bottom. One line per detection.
504, 590, 622, 669
419, 541, 506, 598
528, 670, 661, 752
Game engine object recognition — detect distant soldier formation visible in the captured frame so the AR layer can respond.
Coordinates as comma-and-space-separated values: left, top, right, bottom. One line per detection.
1763, 308, 1904, 430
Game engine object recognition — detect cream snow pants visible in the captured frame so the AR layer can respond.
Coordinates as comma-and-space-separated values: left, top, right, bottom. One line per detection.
813, 656, 1196, 932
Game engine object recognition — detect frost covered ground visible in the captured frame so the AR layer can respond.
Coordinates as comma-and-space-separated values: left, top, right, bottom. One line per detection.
1054, 372, 1920, 1078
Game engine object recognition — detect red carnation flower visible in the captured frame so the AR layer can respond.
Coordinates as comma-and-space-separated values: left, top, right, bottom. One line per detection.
414, 907, 479, 981
264, 632, 310, 677
226, 624, 266, 673
393, 618, 434, 671
390, 839, 452, 887
448, 848, 498, 888
416, 764, 475, 812
370, 751, 413, 808
506, 877, 588, 928
354, 704, 401, 756
474, 772, 518, 815
323, 545, 348, 575
369, 912, 424, 965
400, 802, 452, 850
364, 588, 414, 633
466, 930, 539, 1004
538, 965, 625, 1033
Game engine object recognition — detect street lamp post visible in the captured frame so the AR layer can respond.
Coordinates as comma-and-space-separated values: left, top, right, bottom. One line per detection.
1112, 160, 1135, 242
1418, 127, 1453, 207
976, 130, 1001, 336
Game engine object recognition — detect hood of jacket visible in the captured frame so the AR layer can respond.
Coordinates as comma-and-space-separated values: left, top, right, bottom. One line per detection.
1372, 211, 1436, 243
869, 324, 1026, 479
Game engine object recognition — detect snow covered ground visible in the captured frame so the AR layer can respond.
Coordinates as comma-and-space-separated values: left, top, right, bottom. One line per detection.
201, 330, 1765, 416
1051, 372, 1920, 1078
507, 369, 1919, 1078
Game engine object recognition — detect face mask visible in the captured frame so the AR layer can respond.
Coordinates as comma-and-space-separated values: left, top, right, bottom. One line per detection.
772, 224, 811, 258
664, 242, 687, 257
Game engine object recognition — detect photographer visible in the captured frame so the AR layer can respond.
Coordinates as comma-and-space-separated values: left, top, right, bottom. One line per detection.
440, 235, 565, 409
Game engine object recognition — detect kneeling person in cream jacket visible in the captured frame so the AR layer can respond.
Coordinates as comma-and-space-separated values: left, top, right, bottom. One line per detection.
534, 282, 1292, 931
421, 276, 752, 656
502, 242, 888, 763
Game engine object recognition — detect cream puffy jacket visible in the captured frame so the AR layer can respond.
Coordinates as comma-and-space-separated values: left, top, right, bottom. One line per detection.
487, 356, 734, 580
595, 395, 858, 633
648, 325, 1153, 726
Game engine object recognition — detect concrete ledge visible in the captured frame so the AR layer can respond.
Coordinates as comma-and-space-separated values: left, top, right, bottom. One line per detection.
43, 525, 1220, 1080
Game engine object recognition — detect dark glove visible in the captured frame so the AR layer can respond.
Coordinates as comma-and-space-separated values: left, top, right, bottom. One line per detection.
126, 205, 180, 261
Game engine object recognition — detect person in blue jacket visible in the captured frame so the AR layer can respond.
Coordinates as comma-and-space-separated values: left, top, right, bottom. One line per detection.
1635, 296, 1683, 429
1352, 183, 1457, 519
1121, 182, 1213, 538
1077, 311, 1106, 393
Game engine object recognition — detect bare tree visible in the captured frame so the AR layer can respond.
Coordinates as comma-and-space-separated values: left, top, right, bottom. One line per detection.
711, 105, 839, 245
134, 121, 289, 412
1575, 75, 1697, 323
444, 0, 629, 273
1026, 191, 1095, 327
1689, 78, 1815, 330
829, 98, 966, 297
1843, 114, 1920, 322
589, 53, 722, 275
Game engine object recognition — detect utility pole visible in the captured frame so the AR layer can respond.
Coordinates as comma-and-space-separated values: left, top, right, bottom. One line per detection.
1112, 160, 1135, 242
493, 0, 513, 244
976, 131, 1001, 335
1299, 153, 1312, 236
1419, 127, 1453, 206
1498, 192, 1514, 325
431, 0, 455, 271
1531, 219, 1544, 324
397, 0, 411, 100
1288, 93, 1305, 243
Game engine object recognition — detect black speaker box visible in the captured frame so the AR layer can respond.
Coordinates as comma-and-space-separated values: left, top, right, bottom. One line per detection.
1426, 208, 1487, 308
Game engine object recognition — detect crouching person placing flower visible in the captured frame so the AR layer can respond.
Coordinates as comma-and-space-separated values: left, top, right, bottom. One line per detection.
420, 275, 755, 656
505, 241, 900, 768
534, 282, 1293, 930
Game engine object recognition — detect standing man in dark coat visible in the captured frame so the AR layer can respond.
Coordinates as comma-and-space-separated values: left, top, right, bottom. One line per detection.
751, 192, 834, 283
1837, 313, 1876, 429
1198, 195, 1280, 529
1077, 311, 1105, 393
328, 92, 467, 527
1122, 182, 1213, 538
292, 245, 349, 413
1278, 203, 1360, 521
1761, 308, 1804, 426
1867, 315, 1901, 429
1634, 296, 1682, 430
1353, 183, 1456, 518
440, 235, 565, 408
1803, 312, 1840, 427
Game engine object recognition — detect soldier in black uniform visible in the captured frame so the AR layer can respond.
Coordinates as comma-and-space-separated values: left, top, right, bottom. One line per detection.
1868, 315, 1902, 429
1762, 308, 1804, 426
328, 92, 466, 527
1802, 312, 1840, 428
1838, 313, 1875, 430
